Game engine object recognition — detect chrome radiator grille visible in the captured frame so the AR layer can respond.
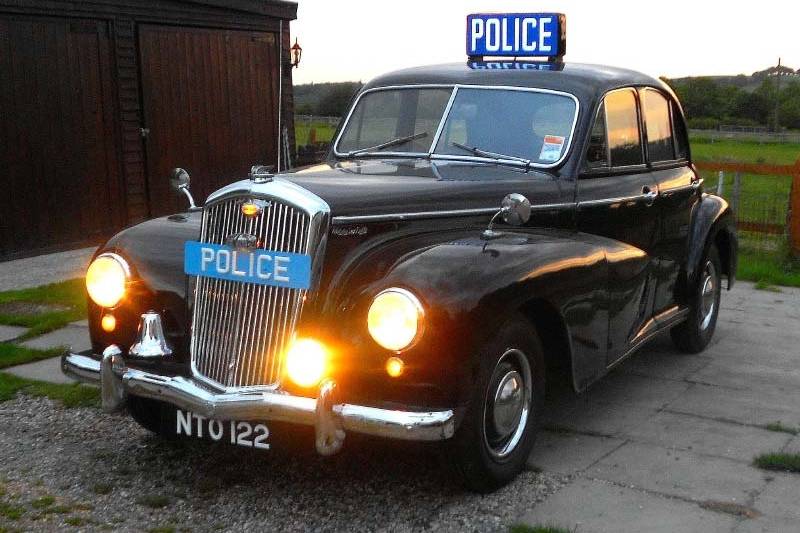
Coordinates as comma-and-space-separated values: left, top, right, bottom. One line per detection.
190, 197, 310, 389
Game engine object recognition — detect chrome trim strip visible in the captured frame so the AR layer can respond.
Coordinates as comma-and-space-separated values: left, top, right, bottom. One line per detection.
61, 350, 456, 443
608, 306, 689, 371
332, 83, 581, 169
578, 194, 651, 209
331, 203, 573, 225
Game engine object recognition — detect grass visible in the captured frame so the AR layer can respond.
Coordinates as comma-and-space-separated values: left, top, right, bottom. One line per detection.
0, 279, 86, 340
690, 136, 800, 165
753, 453, 800, 473
0, 502, 24, 520
763, 422, 799, 435
65, 516, 86, 526
295, 121, 337, 148
737, 249, 800, 288
135, 494, 171, 509
30, 495, 55, 509
0, 372, 99, 408
0, 344, 62, 369
91, 483, 113, 495
509, 525, 572, 533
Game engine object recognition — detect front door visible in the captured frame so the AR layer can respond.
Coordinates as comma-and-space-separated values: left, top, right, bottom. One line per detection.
576, 88, 661, 365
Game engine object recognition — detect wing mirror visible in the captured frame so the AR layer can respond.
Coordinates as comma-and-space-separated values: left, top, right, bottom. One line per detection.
482, 193, 531, 239
169, 168, 199, 210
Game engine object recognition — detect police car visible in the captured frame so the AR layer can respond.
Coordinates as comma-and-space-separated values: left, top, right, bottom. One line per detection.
63, 13, 737, 491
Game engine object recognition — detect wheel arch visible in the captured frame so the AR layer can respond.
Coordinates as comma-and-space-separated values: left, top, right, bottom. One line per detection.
518, 298, 576, 392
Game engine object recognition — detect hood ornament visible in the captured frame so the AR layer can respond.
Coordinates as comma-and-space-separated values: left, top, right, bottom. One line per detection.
249, 164, 274, 183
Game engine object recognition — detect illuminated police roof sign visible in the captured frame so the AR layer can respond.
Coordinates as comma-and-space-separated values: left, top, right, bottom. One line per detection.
467, 13, 566, 60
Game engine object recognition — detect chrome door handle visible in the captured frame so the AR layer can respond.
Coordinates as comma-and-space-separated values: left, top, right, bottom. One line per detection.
642, 187, 658, 205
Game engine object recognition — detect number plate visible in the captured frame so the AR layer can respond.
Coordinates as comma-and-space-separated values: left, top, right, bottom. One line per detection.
175, 409, 270, 450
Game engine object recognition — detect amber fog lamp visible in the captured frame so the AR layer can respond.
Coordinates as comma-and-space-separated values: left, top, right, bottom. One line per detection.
241, 201, 262, 217
101, 313, 116, 332
385, 356, 405, 378
86, 253, 129, 308
368, 288, 423, 352
285, 338, 328, 387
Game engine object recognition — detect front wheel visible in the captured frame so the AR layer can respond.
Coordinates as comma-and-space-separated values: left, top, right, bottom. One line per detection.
449, 316, 545, 493
671, 245, 722, 353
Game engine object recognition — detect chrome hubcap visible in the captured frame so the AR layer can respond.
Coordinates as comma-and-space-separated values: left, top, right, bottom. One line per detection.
483, 349, 532, 459
700, 260, 717, 331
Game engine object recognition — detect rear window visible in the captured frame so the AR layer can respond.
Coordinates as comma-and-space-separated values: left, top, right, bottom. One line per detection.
643, 89, 674, 162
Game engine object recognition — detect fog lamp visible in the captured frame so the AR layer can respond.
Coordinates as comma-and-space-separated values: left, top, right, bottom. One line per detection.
101, 313, 116, 332
86, 253, 129, 308
386, 356, 405, 378
285, 338, 328, 388
368, 288, 423, 352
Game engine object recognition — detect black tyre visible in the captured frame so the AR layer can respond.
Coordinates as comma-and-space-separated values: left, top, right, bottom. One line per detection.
449, 315, 545, 493
127, 395, 169, 436
671, 245, 722, 354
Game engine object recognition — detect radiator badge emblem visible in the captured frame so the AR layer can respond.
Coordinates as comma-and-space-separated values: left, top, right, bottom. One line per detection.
225, 232, 259, 251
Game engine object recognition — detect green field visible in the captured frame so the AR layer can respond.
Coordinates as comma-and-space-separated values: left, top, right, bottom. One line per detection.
690, 136, 800, 166
295, 121, 337, 147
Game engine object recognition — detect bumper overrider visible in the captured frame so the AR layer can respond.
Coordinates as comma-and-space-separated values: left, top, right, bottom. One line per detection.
62, 326, 455, 456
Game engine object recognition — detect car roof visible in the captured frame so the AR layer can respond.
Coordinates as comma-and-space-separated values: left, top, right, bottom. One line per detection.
362, 62, 671, 102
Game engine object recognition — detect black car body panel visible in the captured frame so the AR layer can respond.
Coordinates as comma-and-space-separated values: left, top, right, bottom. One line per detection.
81, 62, 736, 420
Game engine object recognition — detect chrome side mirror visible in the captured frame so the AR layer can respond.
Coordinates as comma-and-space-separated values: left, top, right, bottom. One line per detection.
482, 193, 531, 239
169, 168, 198, 210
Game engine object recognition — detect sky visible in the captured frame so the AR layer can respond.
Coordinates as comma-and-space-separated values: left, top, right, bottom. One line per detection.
290, 0, 799, 85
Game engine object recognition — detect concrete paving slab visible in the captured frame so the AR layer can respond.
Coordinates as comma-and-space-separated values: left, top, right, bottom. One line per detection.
0, 324, 27, 342
0, 246, 95, 291
749, 474, 800, 522
527, 430, 625, 474
582, 371, 692, 409
686, 361, 800, 396
542, 400, 657, 438
4, 356, 75, 384
585, 441, 769, 503
733, 516, 800, 533
520, 478, 737, 533
783, 435, 800, 454
68, 319, 89, 327
622, 411, 792, 462
666, 383, 800, 428
19, 325, 90, 352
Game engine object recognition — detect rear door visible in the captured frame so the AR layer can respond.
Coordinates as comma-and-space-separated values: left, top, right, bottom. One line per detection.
138, 25, 280, 217
639, 88, 699, 312
576, 88, 660, 364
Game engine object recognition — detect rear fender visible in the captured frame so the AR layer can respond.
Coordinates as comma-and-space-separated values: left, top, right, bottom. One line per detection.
686, 194, 737, 291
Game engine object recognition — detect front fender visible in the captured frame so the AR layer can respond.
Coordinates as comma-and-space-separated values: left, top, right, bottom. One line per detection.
686, 194, 737, 291
329, 227, 646, 406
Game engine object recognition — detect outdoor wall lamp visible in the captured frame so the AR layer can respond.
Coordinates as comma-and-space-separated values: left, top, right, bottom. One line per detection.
290, 38, 302, 68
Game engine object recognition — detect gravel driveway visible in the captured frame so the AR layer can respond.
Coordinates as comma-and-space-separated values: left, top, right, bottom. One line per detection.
1, 395, 567, 532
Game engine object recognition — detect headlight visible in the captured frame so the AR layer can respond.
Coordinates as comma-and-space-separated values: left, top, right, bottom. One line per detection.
86, 253, 129, 308
285, 338, 328, 387
367, 288, 423, 352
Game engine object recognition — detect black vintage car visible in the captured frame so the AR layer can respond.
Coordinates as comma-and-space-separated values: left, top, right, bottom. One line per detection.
63, 60, 737, 491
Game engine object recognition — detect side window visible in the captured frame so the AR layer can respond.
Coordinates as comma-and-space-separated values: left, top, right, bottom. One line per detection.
605, 89, 643, 167
643, 89, 674, 162
585, 103, 609, 169
671, 101, 690, 160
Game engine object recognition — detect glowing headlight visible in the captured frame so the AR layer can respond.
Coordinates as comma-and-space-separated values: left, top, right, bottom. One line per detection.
85, 253, 129, 308
285, 338, 328, 387
367, 288, 423, 352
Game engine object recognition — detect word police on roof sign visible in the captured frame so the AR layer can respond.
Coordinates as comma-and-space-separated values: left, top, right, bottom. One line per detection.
467, 13, 565, 58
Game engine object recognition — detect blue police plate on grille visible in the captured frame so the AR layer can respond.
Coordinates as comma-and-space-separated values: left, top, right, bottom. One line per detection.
184, 241, 311, 290
467, 13, 563, 58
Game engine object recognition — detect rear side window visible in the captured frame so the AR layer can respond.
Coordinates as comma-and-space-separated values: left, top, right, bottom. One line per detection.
671, 101, 690, 160
585, 103, 609, 169
642, 89, 674, 162
604, 89, 643, 167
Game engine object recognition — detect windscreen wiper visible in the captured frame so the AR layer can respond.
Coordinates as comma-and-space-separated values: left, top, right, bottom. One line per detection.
450, 141, 532, 169
345, 131, 428, 157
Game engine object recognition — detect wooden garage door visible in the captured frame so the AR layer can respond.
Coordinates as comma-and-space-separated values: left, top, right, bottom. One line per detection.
0, 16, 122, 259
138, 25, 280, 217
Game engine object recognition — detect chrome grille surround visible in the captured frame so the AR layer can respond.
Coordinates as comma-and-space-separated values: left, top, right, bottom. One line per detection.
189, 178, 330, 391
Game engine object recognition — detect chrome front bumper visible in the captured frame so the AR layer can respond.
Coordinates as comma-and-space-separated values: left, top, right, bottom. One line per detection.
62, 348, 455, 455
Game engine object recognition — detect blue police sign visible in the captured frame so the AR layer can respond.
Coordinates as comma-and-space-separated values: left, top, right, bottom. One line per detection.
467, 13, 565, 59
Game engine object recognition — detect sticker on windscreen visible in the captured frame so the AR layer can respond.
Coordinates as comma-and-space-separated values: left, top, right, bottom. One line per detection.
539, 135, 566, 162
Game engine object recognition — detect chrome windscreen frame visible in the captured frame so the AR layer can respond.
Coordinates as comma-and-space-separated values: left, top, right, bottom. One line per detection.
188, 177, 331, 393
332, 83, 581, 169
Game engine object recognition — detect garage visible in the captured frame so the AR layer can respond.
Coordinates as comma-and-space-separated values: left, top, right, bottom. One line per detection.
0, 0, 297, 259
